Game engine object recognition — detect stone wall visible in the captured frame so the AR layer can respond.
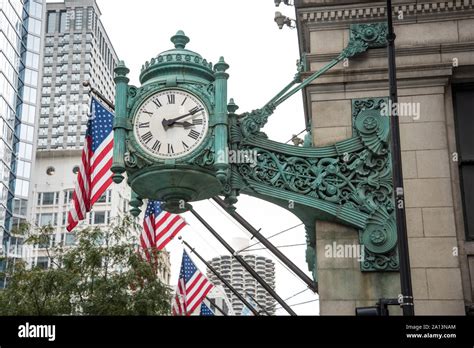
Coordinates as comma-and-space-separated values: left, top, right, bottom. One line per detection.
295, 0, 474, 315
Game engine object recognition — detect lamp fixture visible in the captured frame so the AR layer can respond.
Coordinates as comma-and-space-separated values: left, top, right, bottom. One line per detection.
274, 11, 296, 30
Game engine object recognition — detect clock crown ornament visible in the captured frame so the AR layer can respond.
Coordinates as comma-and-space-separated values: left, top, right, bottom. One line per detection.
140, 30, 215, 86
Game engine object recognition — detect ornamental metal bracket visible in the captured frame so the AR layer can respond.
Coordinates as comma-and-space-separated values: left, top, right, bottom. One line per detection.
225, 23, 396, 279
239, 22, 388, 138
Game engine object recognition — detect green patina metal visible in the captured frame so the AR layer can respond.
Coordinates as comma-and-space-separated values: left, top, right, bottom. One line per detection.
112, 23, 396, 281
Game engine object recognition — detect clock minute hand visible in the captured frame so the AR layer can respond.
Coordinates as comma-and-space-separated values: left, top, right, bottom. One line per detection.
164, 108, 204, 127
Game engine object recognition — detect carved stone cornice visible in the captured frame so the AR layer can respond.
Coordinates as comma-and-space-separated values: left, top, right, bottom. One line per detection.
298, 0, 474, 28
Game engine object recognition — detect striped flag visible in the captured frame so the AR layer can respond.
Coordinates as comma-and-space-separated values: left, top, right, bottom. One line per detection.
172, 250, 214, 316
67, 97, 114, 232
141, 200, 186, 261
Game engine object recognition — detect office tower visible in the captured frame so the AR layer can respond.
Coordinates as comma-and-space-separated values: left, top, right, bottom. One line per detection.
0, 0, 45, 270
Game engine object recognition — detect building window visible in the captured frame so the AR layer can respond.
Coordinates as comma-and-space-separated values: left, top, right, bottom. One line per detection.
47, 11, 57, 33
59, 11, 67, 32
453, 84, 474, 240
38, 192, 59, 206
36, 256, 49, 269
96, 190, 111, 204
64, 189, 74, 204
65, 233, 76, 246
90, 211, 109, 225
36, 213, 57, 227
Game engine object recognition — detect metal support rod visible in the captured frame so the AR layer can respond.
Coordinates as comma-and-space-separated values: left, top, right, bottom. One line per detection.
83, 81, 115, 111
246, 292, 271, 316
181, 239, 260, 316
386, 0, 415, 316
205, 296, 228, 316
212, 197, 317, 293
272, 57, 342, 108
190, 208, 297, 316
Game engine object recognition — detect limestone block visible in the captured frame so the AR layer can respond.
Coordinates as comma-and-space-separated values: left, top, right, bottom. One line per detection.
406, 208, 423, 237
408, 237, 459, 268
416, 150, 451, 178
404, 178, 453, 208
320, 300, 356, 315
318, 269, 400, 301
411, 268, 429, 300
414, 300, 466, 315
422, 208, 456, 237
396, 21, 459, 47
315, 220, 358, 241
312, 100, 352, 128
458, 19, 474, 42
427, 268, 464, 300
317, 238, 361, 270
414, 94, 445, 123
402, 151, 418, 179
313, 127, 349, 146
310, 29, 345, 54
400, 123, 447, 151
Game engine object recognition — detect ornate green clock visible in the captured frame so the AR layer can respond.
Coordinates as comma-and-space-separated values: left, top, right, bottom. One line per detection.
112, 24, 399, 281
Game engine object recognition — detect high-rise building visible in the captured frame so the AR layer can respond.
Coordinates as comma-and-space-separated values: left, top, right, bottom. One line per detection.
207, 238, 276, 315
38, 0, 116, 151
27, 0, 171, 285
0, 0, 45, 267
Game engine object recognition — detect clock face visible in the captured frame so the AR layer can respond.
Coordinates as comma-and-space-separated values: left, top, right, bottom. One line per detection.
133, 89, 209, 159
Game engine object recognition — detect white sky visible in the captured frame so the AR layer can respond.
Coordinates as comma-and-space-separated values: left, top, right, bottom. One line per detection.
95, 0, 319, 315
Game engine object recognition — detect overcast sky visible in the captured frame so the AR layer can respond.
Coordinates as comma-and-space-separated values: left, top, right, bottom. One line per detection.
94, 0, 319, 315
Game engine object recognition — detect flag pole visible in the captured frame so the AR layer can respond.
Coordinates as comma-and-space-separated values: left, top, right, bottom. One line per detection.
82, 81, 115, 111
190, 208, 297, 316
205, 296, 228, 316
181, 238, 260, 316
212, 196, 317, 293
246, 292, 271, 316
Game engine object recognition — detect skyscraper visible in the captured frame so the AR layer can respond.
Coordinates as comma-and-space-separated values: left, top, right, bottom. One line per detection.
207, 238, 276, 315
38, 0, 116, 151
0, 0, 45, 266
28, 0, 126, 269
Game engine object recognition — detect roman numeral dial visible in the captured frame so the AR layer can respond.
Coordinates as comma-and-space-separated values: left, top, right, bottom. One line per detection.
133, 89, 209, 159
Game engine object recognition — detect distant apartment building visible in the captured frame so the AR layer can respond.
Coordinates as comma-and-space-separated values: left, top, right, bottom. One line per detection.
207, 238, 276, 315
0, 0, 45, 276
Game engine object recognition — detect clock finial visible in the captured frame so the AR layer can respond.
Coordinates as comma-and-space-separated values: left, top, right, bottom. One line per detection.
171, 30, 190, 49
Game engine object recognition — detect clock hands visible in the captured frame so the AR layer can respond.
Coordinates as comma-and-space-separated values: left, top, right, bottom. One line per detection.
162, 107, 204, 130
172, 121, 194, 128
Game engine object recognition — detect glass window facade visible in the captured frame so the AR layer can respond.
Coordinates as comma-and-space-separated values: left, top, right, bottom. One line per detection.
0, 0, 45, 247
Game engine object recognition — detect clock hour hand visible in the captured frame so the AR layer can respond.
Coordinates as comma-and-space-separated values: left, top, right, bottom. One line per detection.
162, 108, 204, 129
162, 119, 195, 130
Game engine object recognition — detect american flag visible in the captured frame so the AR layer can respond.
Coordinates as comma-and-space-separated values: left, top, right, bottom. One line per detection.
141, 200, 186, 261
200, 302, 215, 316
172, 250, 214, 316
67, 97, 114, 232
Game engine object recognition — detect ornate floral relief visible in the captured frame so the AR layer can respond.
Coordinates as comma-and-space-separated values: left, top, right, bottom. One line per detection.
232, 97, 398, 273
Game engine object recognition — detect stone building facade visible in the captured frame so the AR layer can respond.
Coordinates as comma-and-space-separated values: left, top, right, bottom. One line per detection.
294, 0, 473, 315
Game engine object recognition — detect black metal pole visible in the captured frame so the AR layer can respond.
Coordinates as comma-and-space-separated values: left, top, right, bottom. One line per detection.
190, 208, 297, 316
205, 296, 228, 316
386, 0, 415, 316
83, 81, 115, 111
246, 292, 271, 316
181, 239, 260, 316
212, 197, 318, 293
